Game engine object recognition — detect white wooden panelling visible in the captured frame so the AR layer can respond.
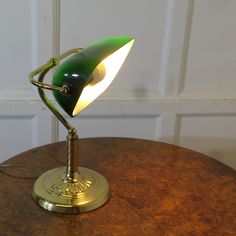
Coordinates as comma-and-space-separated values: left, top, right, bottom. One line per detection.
159, 0, 190, 96
182, 0, 236, 95
159, 114, 178, 144
51, 0, 61, 143
31, 0, 53, 67
25, 0, 53, 74
31, 0, 54, 99
60, 0, 166, 95
0, 1, 31, 91
0, 0, 53, 101
59, 115, 161, 141
0, 116, 34, 162
1, 0, 236, 171
0, 102, 52, 163
176, 114, 236, 169
57, 100, 161, 140
0, 1, 53, 162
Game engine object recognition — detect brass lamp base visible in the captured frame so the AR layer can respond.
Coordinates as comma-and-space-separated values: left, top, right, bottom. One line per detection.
32, 166, 110, 214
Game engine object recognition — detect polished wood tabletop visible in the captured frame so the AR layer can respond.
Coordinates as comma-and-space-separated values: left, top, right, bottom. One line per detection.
0, 138, 236, 236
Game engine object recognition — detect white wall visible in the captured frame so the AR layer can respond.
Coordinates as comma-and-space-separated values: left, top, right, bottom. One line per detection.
0, 0, 236, 169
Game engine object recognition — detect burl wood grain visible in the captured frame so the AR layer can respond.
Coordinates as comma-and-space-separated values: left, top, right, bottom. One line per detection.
0, 138, 236, 236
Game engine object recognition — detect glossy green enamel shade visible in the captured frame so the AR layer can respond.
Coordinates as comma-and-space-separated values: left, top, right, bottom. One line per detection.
52, 36, 134, 117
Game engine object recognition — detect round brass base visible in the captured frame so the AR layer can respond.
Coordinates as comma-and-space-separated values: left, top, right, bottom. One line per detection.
32, 167, 110, 214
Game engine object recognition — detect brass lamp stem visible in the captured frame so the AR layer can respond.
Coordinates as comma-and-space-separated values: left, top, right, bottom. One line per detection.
66, 128, 79, 181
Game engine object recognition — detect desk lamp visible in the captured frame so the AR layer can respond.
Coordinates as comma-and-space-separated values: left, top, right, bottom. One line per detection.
29, 36, 134, 214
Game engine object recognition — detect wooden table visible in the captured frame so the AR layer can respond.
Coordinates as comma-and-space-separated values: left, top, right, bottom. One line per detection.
0, 138, 236, 235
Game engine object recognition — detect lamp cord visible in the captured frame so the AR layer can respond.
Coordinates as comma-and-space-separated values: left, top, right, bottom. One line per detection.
0, 160, 64, 179
0, 164, 42, 179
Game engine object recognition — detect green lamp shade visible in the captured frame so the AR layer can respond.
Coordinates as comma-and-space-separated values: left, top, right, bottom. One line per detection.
52, 36, 134, 117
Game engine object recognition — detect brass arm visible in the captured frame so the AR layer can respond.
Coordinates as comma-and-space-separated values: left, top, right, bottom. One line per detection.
28, 48, 82, 92
29, 48, 82, 131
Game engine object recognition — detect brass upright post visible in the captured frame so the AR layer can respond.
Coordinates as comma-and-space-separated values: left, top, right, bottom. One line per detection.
66, 128, 79, 182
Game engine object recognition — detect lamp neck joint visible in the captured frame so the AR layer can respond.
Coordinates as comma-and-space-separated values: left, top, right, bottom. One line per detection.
67, 128, 78, 140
